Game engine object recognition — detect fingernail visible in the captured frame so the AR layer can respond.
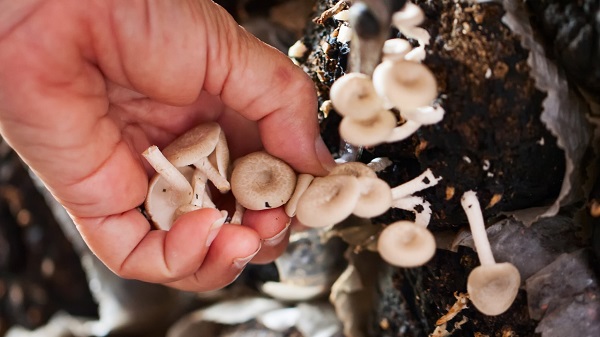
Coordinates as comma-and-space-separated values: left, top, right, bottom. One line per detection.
315, 136, 336, 172
232, 244, 261, 269
263, 220, 291, 247
206, 211, 228, 247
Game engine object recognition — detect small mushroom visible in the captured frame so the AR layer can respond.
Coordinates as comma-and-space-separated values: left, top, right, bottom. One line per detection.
372, 60, 438, 111
377, 220, 436, 268
329, 73, 385, 121
401, 105, 445, 125
392, 196, 432, 227
339, 109, 397, 147
230, 151, 296, 211
328, 161, 377, 179
461, 191, 521, 316
163, 122, 230, 193
392, 2, 425, 29
352, 177, 392, 218
144, 166, 195, 230
382, 38, 412, 62
284, 173, 315, 217
391, 168, 441, 200
295, 175, 361, 228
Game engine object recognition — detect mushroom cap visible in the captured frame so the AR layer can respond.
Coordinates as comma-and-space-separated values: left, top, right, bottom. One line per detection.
467, 262, 521, 316
329, 161, 378, 179
382, 38, 412, 61
330, 73, 384, 121
392, 2, 424, 29
230, 151, 296, 210
353, 177, 393, 218
372, 60, 438, 111
339, 109, 397, 147
295, 175, 361, 228
145, 166, 194, 230
377, 220, 436, 267
163, 122, 222, 167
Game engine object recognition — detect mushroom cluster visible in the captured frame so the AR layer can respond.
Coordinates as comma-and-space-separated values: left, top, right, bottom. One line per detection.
329, 2, 444, 147
141, 123, 297, 230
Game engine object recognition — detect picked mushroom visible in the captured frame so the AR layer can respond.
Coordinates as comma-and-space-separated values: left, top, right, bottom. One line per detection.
162, 122, 231, 194
377, 220, 436, 268
461, 191, 521, 316
144, 165, 195, 230
230, 151, 296, 211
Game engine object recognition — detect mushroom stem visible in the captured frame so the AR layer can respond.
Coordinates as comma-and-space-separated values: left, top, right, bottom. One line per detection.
142, 146, 193, 196
230, 201, 245, 225
386, 120, 422, 142
460, 191, 496, 266
391, 168, 441, 199
193, 157, 231, 193
391, 196, 432, 227
190, 169, 207, 207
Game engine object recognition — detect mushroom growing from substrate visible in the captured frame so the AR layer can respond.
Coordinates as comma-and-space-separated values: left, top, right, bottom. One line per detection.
377, 220, 436, 268
460, 191, 521, 316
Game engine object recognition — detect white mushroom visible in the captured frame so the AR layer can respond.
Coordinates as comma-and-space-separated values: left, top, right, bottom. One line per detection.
372, 60, 438, 111
382, 38, 412, 62
144, 166, 195, 230
461, 191, 521, 316
353, 176, 392, 218
339, 109, 397, 147
392, 195, 432, 227
329, 73, 385, 121
392, 2, 425, 29
284, 173, 315, 217
295, 175, 361, 228
390, 169, 441, 200
377, 220, 436, 268
328, 161, 378, 179
163, 122, 230, 194
230, 151, 296, 211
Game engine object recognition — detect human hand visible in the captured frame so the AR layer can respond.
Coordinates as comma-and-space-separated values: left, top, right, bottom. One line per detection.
0, 0, 334, 291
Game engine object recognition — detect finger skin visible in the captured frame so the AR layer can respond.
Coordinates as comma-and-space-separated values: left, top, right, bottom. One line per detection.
243, 208, 291, 264
166, 224, 261, 292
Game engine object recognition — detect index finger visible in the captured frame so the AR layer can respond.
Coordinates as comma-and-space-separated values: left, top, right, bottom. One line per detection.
198, 3, 335, 175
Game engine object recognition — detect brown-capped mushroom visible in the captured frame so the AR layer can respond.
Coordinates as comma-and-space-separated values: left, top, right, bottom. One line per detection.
295, 175, 361, 228
329, 73, 385, 121
461, 191, 521, 316
377, 220, 436, 268
372, 60, 438, 111
163, 122, 230, 193
390, 168, 441, 200
328, 161, 378, 179
230, 151, 296, 211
